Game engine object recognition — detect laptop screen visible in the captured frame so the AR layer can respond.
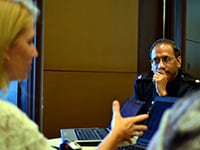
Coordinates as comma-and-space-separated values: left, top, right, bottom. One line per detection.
120, 99, 145, 118
136, 96, 178, 146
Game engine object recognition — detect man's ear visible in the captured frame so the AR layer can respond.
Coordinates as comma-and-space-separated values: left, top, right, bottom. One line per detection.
176, 56, 182, 68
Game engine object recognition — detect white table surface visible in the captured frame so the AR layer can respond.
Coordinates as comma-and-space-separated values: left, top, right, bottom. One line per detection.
48, 137, 137, 150
48, 138, 97, 150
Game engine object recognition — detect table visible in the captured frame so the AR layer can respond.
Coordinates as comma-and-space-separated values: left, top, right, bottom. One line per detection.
48, 137, 137, 150
48, 138, 97, 150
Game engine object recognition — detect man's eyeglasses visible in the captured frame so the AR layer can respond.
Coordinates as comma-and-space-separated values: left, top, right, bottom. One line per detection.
150, 56, 176, 65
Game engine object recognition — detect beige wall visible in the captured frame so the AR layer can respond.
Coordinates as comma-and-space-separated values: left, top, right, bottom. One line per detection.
43, 0, 138, 138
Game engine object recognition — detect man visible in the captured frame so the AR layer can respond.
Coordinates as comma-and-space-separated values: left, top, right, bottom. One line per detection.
132, 38, 200, 112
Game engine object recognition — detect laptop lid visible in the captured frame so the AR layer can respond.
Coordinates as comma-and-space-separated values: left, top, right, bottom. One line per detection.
120, 98, 145, 117
136, 96, 178, 146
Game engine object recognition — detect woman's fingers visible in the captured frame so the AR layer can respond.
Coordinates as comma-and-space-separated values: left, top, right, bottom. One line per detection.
134, 131, 144, 136
133, 124, 148, 131
128, 114, 149, 123
112, 100, 121, 116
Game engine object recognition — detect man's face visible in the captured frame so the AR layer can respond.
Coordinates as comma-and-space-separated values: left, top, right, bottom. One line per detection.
150, 43, 181, 82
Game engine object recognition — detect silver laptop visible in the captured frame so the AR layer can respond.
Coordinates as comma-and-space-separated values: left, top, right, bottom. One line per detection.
60, 127, 110, 146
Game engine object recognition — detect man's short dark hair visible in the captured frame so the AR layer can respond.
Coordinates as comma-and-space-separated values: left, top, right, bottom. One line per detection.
149, 38, 181, 58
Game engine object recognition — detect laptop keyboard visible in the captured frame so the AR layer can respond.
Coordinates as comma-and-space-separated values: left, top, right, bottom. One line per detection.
117, 145, 146, 150
75, 128, 108, 140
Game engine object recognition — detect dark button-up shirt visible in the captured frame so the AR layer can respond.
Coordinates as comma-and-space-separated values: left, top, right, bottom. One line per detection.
132, 69, 200, 112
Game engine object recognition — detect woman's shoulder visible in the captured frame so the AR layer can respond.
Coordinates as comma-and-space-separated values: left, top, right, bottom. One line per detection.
0, 100, 23, 116
0, 99, 38, 135
0, 100, 52, 150
0, 100, 32, 122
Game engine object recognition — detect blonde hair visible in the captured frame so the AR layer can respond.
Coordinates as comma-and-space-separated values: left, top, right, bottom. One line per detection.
0, 0, 39, 91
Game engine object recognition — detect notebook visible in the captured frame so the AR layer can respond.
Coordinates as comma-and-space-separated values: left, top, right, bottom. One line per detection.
60, 98, 145, 146
116, 96, 178, 150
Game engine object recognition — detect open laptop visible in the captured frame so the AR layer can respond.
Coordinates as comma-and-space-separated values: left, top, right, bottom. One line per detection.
60, 98, 145, 146
117, 96, 178, 150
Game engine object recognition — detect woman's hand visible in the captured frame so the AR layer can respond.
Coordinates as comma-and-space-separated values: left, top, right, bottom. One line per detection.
110, 100, 148, 143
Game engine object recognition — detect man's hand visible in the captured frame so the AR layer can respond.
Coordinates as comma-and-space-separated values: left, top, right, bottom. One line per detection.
152, 70, 168, 96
